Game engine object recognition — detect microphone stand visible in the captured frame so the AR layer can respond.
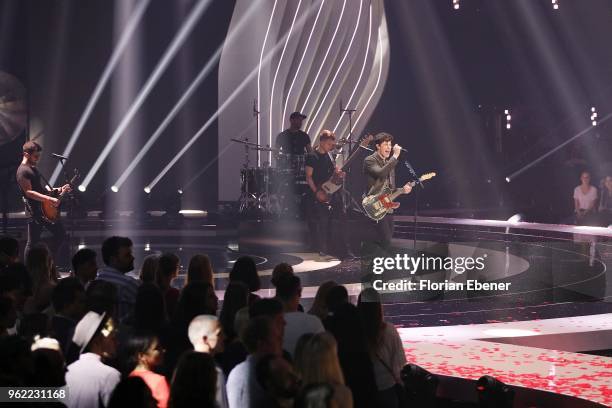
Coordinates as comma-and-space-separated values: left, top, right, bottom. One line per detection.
404, 160, 422, 250
53, 155, 75, 268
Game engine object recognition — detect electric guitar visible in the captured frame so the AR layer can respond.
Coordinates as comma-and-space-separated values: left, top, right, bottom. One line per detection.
362, 172, 436, 221
315, 135, 374, 203
41, 170, 79, 224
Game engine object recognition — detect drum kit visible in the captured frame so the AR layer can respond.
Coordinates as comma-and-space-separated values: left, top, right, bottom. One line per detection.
232, 138, 307, 217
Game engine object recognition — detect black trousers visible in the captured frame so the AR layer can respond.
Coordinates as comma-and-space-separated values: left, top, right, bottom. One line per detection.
371, 214, 394, 253
307, 196, 349, 255
25, 216, 68, 265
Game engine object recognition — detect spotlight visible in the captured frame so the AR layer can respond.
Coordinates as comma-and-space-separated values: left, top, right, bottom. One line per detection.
177, 189, 183, 195
504, 108, 511, 130
401, 364, 439, 404
590, 106, 598, 126
505, 177, 511, 183
144, 186, 151, 194
111, 186, 119, 193
476, 375, 515, 408
507, 213, 523, 224
78, 185, 86, 192
144, 242, 151, 252
452, 0, 460, 10
551, 0, 559, 9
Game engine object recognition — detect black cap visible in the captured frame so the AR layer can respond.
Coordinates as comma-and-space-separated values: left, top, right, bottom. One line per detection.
290, 111, 307, 119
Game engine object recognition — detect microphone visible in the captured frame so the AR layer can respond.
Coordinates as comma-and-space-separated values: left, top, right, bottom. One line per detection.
51, 153, 69, 161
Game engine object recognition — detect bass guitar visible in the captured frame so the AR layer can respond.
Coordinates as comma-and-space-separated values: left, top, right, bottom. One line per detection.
316, 135, 374, 203
362, 172, 436, 221
41, 171, 79, 224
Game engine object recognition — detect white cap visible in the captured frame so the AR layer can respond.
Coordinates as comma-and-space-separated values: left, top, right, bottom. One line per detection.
72, 311, 106, 354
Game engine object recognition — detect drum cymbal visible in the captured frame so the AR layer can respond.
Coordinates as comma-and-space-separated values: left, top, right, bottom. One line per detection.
0, 71, 27, 147
230, 138, 279, 152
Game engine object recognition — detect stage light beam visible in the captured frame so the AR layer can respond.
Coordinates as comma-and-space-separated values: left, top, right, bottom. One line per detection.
80, 0, 213, 190
146, 1, 321, 191
49, 0, 151, 186
112, 0, 262, 190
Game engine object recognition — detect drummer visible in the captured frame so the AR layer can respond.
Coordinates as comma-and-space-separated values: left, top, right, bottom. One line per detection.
275, 111, 313, 155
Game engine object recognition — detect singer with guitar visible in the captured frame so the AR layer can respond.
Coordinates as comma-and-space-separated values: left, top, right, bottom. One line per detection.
16, 141, 72, 262
363, 133, 413, 250
305, 130, 354, 260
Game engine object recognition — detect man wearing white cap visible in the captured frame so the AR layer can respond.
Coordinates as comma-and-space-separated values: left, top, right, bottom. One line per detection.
65, 311, 120, 408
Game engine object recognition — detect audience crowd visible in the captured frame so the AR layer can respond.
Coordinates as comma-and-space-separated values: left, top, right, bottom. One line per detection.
0, 235, 408, 408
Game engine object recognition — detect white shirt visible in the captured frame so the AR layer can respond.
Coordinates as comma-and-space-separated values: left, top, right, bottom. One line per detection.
574, 185, 598, 210
65, 353, 121, 408
283, 311, 324, 356
371, 323, 407, 390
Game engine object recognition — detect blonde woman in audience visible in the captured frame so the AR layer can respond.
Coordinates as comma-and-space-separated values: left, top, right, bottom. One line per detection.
296, 332, 353, 408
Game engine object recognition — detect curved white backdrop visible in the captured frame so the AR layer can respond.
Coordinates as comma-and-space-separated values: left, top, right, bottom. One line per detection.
218, 0, 389, 201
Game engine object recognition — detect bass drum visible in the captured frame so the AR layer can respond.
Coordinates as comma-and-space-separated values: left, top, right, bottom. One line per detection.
240, 167, 279, 194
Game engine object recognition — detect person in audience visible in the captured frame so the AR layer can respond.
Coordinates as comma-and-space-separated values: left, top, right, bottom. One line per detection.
0, 263, 32, 316
0, 335, 34, 385
295, 332, 353, 408
574, 170, 598, 224
108, 376, 157, 408
18, 312, 51, 341
219, 281, 249, 344
226, 315, 283, 408
97, 236, 139, 321
0, 236, 19, 268
24, 243, 55, 314
164, 282, 217, 378
599, 175, 612, 225
156, 253, 180, 318
217, 282, 250, 376
50, 276, 86, 353
127, 333, 170, 408
275, 275, 323, 355
66, 311, 121, 408
169, 351, 217, 408
323, 285, 349, 329
71, 248, 98, 288
357, 288, 406, 408
255, 353, 300, 408
128, 283, 169, 336
325, 302, 377, 408
307, 280, 338, 321
86, 279, 119, 318
30, 336, 65, 387
229, 256, 261, 305
293, 333, 314, 373
188, 315, 228, 408
187, 254, 214, 286
0, 296, 17, 337
270, 263, 294, 287
140, 254, 160, 284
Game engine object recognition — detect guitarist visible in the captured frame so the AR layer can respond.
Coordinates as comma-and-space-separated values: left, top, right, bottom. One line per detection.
305, 130, 352, 260
363, 133, 412, 249
16, 141, 71, 261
